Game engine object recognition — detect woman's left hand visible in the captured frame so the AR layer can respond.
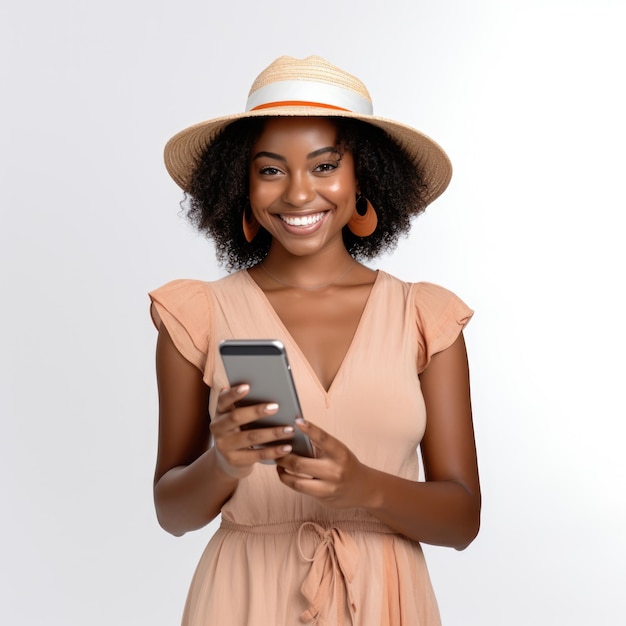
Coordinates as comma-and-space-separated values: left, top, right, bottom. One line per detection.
276, 419, 372, 509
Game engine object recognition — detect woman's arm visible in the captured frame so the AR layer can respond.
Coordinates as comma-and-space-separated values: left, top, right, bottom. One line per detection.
276, 333, 481, 550
153, 327, 296, 536
153, 326, 237, 536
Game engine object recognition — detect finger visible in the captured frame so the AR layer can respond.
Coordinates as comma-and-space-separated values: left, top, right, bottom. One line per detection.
223, 442, 294, 468
215, 384, 249, 413
276, 464, 330, 496
293, 419, 343, 457
275, 451, 326, 480
211, 398, 280, 436
230, 423, 296, 451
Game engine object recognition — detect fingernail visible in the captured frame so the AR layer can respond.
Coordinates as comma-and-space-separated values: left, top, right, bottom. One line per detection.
295, 418, 306, 426
283, 426, 294, 434
236, 384, 249, 394
281, 444, 292, 453
265, 403, 279, 413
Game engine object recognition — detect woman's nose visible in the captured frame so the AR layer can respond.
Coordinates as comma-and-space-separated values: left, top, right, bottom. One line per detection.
283, 172, 315, 206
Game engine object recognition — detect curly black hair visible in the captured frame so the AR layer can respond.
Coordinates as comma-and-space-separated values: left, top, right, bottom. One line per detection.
185, 117, 428, 270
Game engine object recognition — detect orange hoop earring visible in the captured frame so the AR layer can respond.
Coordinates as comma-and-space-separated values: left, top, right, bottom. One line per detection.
348, 196, 378, 237
242, 208, 260, 243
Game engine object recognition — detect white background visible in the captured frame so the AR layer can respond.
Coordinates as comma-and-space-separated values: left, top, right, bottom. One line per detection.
1, 1, 625, 624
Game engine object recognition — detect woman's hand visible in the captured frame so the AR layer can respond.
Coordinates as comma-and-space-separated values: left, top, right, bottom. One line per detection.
210, 385, 296, 479
275, 419, 372, 509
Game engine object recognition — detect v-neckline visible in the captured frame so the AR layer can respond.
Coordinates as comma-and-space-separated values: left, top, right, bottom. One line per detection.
242, 269, 382, 397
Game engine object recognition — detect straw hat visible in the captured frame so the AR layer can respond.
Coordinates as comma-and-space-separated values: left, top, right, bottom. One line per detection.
164, 56, 452, 205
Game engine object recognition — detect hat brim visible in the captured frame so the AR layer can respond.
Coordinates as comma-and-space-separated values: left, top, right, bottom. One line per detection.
164, 106, 452, 207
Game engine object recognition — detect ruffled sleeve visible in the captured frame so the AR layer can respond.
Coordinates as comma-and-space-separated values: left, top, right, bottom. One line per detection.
412, 282, 474, 374
149, 279, 211, 372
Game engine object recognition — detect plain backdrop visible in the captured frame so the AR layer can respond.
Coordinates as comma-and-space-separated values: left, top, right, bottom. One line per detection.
1, 1, 625, 624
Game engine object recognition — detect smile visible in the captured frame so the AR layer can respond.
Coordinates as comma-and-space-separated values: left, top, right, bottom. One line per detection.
279, 212, 326, 227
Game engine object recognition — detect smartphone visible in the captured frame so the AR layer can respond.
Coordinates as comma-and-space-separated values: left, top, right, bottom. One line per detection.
218, 339, 314, 458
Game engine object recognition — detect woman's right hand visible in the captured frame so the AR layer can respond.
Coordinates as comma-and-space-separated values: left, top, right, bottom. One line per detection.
210, 384, 295, 479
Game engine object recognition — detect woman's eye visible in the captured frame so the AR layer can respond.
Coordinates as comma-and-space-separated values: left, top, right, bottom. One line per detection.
259, 166, 281, 176
314, 162, 339, 173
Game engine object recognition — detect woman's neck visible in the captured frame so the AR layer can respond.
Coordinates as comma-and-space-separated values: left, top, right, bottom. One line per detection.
256, 246, 360, 291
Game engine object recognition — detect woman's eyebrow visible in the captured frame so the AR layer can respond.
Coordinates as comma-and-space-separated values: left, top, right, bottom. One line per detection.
307, 146, 340, 159
252, 150, 285, 162
251, 147, 340, 161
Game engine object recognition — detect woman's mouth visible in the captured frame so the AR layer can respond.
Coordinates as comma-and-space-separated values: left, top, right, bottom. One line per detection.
278, 212, 326, 227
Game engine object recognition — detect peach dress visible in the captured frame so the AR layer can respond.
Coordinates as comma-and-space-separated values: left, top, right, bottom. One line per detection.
149, 270, 472, 626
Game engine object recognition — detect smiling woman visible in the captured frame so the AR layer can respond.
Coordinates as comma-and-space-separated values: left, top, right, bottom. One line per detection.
149, 55, 480, 625
248, 118, 359, 262
185, 112, 427, 270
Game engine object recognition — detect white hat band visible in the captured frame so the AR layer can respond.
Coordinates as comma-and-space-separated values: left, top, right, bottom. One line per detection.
245, 80, 374, 115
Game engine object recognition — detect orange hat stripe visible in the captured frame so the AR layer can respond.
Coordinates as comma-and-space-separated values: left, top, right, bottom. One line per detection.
250, 100, 351, 112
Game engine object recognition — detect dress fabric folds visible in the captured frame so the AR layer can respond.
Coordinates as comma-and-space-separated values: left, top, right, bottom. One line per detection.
149, 270, 473, 626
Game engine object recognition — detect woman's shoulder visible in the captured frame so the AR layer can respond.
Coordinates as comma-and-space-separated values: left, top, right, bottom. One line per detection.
412, 282, 473, 373
148, 271, 250, 330
379, 272, 473, 373
378, 271, 467, 304
406, 278, 473, 329
411, 279, 466, 303
147, 273, 246, 369
149, 271, 246, 300
149, 276, 208, 295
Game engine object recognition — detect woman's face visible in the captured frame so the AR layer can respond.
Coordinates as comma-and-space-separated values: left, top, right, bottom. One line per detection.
248, 117, 358, 257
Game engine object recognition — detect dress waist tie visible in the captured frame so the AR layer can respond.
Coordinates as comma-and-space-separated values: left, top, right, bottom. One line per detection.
220, 519, 397, 626
297, 521, 359, 625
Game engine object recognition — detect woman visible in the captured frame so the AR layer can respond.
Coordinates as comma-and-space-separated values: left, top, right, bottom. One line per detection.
150, 56, 480, 625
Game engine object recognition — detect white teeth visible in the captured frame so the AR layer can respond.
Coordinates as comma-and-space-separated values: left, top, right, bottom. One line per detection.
280, 212, 325, 227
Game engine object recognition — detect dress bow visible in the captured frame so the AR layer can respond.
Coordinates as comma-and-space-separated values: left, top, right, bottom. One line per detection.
297, 521, 360, 625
